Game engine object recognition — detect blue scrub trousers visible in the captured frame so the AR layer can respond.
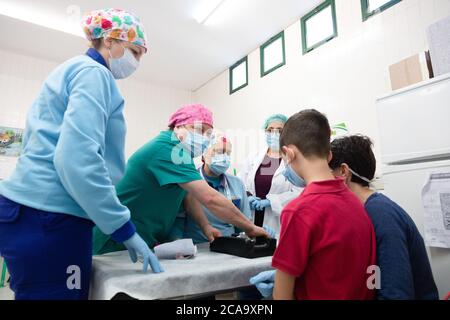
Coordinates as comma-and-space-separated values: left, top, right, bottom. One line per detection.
0, 195, 94, 300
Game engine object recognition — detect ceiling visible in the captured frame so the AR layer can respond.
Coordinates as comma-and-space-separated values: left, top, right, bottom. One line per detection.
0, 0, 322, 90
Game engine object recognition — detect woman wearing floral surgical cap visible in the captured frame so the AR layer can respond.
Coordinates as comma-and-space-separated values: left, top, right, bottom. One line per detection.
0, 9, 162, 300
93, 104, 270, 256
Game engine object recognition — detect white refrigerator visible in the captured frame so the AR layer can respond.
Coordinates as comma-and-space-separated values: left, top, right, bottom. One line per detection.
376, 73, 450, 298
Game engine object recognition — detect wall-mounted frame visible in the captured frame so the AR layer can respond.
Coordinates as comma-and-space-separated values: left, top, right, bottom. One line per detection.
301, 0, 338, 55
361, 0, 402, 21
260, 31, 286, 77
229, 56, 248, 94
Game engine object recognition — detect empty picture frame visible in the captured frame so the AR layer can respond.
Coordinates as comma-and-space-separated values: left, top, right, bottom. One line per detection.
229, 56, 248, 94
361, 0, 402, 21
260, 31, 286, 77
301, 0, 338, 54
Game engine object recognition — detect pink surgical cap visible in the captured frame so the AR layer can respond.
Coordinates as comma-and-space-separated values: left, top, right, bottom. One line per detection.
168, 104, 214, 128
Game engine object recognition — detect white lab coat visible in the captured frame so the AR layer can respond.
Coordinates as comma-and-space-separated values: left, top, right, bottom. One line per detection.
238, 150, 303, 236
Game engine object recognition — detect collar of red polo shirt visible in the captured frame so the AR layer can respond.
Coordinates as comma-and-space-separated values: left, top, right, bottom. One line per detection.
301, 177, 347, 196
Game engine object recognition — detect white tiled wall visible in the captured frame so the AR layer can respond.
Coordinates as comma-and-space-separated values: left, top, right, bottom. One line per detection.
192, 0, 450, 169
0, 49, 192, 160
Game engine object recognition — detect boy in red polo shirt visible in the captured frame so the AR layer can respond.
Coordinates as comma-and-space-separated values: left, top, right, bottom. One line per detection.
251, 109, 376, 300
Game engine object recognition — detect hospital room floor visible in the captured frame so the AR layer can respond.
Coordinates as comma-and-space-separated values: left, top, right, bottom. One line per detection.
0, 287, 13, 300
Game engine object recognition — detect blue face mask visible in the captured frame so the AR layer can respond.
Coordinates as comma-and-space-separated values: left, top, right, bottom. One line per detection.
183, 131, 210, 158
282, 163, 307, 188
266, 133, 280, 151
209, 154, 231, 175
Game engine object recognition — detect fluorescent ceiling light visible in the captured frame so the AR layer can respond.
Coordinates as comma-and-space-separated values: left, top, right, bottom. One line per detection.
0, 1, 84, 38
195, 0, 228, 25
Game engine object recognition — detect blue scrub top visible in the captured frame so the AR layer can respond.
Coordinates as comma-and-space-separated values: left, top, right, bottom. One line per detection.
179, 167, 252, 244
0, 49, 135, 241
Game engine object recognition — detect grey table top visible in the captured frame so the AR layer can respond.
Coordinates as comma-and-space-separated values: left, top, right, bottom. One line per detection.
90, 243, 273, 300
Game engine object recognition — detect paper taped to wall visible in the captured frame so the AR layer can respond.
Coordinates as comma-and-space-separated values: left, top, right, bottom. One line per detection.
422, 172, 450, 248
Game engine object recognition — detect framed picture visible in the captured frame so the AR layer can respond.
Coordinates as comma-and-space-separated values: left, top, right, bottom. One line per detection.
0, 126, 24, 157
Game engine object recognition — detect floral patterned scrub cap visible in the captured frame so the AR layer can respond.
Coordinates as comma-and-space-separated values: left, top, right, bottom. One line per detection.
82, 8, 148, 52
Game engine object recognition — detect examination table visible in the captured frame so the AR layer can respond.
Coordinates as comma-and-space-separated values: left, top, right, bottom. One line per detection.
89, 243, 272, 300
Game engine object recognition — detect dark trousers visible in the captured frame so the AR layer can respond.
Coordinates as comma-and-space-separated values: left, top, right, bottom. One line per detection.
0, 195, 94, 300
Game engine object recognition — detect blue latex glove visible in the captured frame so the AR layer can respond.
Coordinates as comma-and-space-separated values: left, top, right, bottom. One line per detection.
249, 270, 276, 298
123, 233, 164, 273
263, 225, 277, 239
248, 196, 261, 210
255, 199, 271, 211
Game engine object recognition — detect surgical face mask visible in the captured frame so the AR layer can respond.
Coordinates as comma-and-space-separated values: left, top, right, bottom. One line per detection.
347, 166, 374, 187
109, 44, 139, 79
183, 131, 210, 158
266, 133, 280, 151
209, 154, 231, 175
282, 163, 307, 188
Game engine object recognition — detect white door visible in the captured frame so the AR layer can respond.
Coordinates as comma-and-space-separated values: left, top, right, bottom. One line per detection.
382, 159, 450, 298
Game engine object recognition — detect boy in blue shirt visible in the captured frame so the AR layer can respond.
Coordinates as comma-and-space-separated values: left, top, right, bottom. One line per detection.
329, 135, 439, 300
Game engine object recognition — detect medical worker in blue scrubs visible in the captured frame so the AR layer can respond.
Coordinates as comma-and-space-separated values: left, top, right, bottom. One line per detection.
0, 8, 162, 300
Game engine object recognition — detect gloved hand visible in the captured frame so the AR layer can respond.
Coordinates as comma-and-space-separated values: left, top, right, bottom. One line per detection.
248, 196, 261, 210
123, 233, 164, 274
255, 199, 271, 211
249, 270, 276, 298
263, 225, 276, 239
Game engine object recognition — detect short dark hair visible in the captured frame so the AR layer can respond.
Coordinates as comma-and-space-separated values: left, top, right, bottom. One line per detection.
329, 135, 376, 187
279, 109, 331, 159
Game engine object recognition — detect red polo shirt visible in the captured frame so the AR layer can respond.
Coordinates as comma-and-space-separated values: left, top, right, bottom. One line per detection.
272, 178, 376, 300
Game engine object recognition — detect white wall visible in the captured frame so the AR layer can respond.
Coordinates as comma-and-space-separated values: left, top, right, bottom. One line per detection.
0, 48, 192, 160
193, 0, 450, 170
118, 79, 192, 157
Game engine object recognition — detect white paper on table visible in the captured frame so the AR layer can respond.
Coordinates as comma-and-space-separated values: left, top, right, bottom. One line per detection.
154, 239, 198, 260
422, 172, 450, 248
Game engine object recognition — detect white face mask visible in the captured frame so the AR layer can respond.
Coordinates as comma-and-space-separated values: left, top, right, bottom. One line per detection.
109, 44, 139, 79
347, 166, 375, 188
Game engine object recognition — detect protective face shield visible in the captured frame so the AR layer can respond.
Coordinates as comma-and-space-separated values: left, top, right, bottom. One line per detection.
109, 44, 140, 79
209, 154, 231, 175
183, 130, 211, 158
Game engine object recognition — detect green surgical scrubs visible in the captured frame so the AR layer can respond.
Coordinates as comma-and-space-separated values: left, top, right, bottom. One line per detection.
93, 130, 202, 254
